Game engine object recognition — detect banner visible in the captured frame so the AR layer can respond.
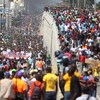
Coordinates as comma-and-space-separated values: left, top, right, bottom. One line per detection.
2, 51, 32, 59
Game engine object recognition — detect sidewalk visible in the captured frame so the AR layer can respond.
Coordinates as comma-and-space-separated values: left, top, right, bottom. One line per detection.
96, 80, 100, 100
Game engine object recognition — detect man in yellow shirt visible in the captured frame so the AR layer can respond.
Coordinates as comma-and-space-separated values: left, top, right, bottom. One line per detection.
63, 71, 71, 100
43, 67, 58, 100
63, 65, 81, 100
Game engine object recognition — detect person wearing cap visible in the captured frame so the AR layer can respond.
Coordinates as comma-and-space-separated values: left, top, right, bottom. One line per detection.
12, 70, 27, 100
30, 69, 38, 83
10, 69, 17, 79
0, 71, 15, 100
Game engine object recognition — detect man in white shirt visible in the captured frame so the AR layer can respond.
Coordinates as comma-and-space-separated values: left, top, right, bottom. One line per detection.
0, 71, 15, 100
64, 23, 70, 32
76, 86, 96, 100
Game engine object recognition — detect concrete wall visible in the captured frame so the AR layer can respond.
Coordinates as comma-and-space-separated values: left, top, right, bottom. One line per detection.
40, 11, 60, 73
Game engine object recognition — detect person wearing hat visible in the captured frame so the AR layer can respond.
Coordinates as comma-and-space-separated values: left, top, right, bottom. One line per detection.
10, 69, 17, 79
12, 70, 27, 100
0, 71, 15, 100
4, 72, 10, 78
30, 69, 38, 83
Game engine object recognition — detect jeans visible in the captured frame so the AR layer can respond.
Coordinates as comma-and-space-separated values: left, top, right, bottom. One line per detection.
15, 92, 24, 100
64, 92, 71, 100
89, 90, 96, 97
92, 90, 96, 97
45, 91, 56, 100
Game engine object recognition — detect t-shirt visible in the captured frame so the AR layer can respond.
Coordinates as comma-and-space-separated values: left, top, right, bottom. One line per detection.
43, 73, 58, 91
63, 73, 71, 92
0, 79, 15, 100
12, 78, 27, 93
31, 78, 36, 82
74, 71, 81, 78
36, 60, 43, 69
21, 77, 29, 82
63, 71, 80, 92
70, 75, 81, 99
0, 64, 3, 68
64, 24, 69, 32
59, 23, 64, 32
79, 55, 86, 63
97, 37, 100, 43
65, 52, 72, 60
76, 94, 96, 100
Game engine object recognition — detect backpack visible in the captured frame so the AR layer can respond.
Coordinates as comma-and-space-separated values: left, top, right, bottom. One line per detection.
32, 82, 42, 100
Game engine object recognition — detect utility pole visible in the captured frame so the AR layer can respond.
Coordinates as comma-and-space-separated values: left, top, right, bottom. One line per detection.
4, 0, 5, 31
5, 0, 10, 31
69, 0, 73, 7
78, 0, 79, 8
0, 13, 2, 33
94, 0, 96, 11
84, 0, 86, 8
0, 2, 3, 33
4, 0, 5, 14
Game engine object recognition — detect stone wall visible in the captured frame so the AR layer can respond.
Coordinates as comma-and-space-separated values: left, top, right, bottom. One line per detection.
40, 11, 60, 73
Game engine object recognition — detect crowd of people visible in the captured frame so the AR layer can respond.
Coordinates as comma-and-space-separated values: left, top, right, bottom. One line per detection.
0, 4, 100, 100
0, 7, 53, 100
47, 6, 100, 100
0, 14, 43, 52
0, 31, 52, 100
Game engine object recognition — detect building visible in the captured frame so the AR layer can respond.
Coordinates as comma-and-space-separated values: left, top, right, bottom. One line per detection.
0, 0, 10, 32
10, 0, 24, 17
0, 0, 25, 32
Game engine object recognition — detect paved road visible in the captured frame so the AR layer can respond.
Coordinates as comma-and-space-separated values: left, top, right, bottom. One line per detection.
23, 1, 63, 100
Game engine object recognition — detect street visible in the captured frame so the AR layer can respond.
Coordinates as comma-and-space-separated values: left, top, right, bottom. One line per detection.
0, 0, 99, 100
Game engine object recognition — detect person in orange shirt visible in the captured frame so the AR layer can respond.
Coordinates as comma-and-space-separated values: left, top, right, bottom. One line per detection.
35, 59, 44, 70
12, 70, 27, 100
28, 73, 44, 100
82, 44, 87, 49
